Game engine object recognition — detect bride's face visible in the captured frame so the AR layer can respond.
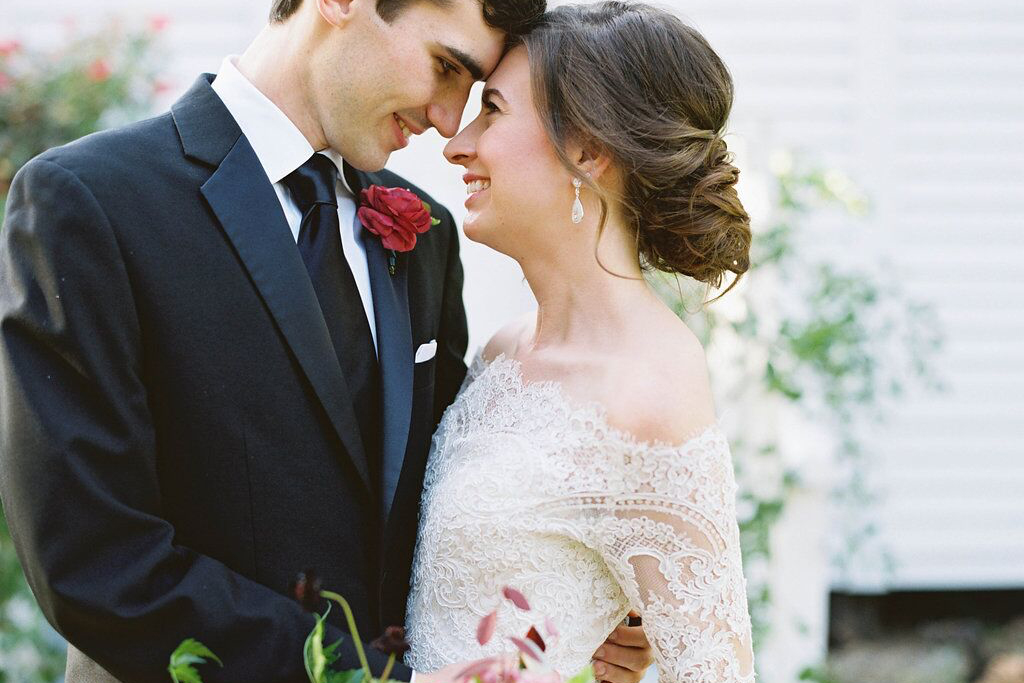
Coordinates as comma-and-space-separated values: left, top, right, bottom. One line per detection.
443, 47, 574, 259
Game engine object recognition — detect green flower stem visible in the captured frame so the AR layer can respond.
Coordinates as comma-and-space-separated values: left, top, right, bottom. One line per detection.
320, 589, 373, 683
380, 653, 397, 682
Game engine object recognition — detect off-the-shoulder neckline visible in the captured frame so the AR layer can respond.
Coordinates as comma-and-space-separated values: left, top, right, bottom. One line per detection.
470, 351, 726, 453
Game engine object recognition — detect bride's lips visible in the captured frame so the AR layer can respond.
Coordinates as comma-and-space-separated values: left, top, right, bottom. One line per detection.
463, 174, 491, 207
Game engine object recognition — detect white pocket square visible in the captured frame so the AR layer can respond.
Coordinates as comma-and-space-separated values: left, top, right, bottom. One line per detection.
415, 340, 437, 363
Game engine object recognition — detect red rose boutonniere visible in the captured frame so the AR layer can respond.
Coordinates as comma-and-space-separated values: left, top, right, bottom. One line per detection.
357, 185, 440, 275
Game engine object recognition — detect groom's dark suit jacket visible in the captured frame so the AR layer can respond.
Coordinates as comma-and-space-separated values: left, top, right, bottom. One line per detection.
0, 75, 468, 682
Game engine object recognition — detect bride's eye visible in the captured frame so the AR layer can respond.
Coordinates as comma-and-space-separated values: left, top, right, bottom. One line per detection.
483, 99, 501, 114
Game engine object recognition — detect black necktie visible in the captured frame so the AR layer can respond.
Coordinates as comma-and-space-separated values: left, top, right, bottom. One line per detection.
282, 154, 381, 480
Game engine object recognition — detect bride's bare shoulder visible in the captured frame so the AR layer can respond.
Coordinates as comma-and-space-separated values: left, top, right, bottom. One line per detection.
482, 311, 536, 363
603, 316, 717, 447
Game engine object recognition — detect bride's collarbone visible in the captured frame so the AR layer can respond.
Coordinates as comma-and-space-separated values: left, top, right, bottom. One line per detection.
502, 343, 716, 448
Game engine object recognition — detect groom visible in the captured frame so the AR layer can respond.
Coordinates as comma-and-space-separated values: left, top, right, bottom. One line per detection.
0, 1, 654, 682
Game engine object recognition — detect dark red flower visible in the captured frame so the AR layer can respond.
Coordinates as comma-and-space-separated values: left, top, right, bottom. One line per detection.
289, 569, 323, 612
525, 625, 546, 652
370, 625, 410, 657
357, 185, 433, 253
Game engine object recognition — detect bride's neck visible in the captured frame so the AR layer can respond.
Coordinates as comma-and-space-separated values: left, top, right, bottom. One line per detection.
521, 220, 657, 352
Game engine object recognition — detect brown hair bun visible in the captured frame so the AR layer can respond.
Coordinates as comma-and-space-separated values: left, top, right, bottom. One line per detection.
522, 1, 751, 293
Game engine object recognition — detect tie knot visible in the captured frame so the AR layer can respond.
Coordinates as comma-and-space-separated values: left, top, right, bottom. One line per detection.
282, 153, 339, 212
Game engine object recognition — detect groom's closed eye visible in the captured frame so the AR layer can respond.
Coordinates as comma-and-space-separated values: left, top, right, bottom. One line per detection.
440, 45, 485, 82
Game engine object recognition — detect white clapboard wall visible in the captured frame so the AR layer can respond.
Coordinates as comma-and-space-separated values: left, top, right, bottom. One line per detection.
6, 0, 1023, 592
658, 0, 1024, 592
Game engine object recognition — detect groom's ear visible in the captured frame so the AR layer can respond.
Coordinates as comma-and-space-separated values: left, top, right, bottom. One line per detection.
315, 0, 372, 28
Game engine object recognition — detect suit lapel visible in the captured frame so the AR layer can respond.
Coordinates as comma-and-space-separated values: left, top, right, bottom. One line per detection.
349, 168, 414, 523
176, 77, 372, 494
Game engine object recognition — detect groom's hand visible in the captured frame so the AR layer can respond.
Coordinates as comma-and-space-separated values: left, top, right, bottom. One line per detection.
592, 612, 654, 683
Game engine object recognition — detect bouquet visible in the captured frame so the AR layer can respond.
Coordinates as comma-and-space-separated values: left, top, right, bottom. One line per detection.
170, 575, 596, 683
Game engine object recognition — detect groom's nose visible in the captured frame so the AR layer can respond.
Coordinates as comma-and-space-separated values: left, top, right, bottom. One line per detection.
427, 90, 471, 139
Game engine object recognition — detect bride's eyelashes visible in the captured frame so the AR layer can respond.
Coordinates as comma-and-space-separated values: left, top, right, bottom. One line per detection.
483, 98, 501, 114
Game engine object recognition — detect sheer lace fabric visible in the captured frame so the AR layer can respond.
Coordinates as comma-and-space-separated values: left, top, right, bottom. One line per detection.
405, 352, 755, 683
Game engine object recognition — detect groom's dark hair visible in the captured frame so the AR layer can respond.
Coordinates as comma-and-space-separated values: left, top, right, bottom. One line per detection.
270, 0, 545, 39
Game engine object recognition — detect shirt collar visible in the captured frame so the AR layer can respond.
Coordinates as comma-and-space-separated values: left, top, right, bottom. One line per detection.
211, 56, 354, 196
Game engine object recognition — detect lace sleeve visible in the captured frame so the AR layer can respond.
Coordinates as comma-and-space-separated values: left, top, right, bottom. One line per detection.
593, 425, 756, 683
461, 348, 488, 391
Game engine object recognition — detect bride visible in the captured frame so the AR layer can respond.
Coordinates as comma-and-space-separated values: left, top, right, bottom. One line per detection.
406, 3, 755, 682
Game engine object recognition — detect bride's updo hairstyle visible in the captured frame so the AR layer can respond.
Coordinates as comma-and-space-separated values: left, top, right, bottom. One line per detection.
521, 2, 751, 294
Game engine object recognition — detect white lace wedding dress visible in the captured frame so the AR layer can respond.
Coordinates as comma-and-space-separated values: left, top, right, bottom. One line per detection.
405, 352, 756, 683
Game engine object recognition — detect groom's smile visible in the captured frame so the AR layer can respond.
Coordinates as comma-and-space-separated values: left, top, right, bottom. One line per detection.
392, 113, 424, 149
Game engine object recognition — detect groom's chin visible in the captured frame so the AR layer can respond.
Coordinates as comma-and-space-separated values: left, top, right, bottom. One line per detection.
344, 151, 391, 174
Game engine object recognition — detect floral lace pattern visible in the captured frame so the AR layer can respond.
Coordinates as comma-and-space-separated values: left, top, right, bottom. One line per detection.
405, 352, 756, 683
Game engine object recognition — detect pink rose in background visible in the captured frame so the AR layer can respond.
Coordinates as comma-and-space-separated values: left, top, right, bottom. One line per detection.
86, 58, 111, 82
148, 15, 171, 33
0, 40, 22, 58
358, 185, 434, 252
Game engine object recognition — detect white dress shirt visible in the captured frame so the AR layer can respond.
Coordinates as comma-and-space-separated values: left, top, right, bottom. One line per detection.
211, 56, 378, 354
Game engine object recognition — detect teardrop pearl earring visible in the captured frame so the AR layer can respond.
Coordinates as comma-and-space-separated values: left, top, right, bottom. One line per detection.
571, 177, 584, 224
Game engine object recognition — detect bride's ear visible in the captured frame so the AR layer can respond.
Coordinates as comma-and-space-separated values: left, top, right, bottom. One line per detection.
569, 142, 613, 183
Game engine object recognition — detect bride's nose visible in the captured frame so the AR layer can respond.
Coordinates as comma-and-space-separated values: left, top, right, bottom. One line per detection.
444, 122, 478, 166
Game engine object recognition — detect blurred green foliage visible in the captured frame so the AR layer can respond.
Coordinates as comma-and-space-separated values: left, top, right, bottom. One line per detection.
657, 155, 942, 674
0, 20, 163, 682
0, 21, 164, 222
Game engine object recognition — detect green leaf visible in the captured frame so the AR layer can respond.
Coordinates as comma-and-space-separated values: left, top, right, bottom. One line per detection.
304, 604, 332, 683
565, 664, 596, 683
326, 669, 368, 683
168, 639, 222, 683
323, 637, 343, 667
430, 217, 441, 226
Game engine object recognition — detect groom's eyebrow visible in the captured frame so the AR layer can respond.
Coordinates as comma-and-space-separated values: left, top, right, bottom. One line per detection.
443, 45, 485, 81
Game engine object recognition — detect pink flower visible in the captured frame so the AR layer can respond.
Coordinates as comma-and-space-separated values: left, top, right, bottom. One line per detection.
149, 15, 171, 33
0, 40, 21, 58
153, 79, 173, 95
544, 617, 559, 641
509, 636, 544, 664
86, 58, 111, 82
457, 656, 504, 683
477, 609, 498, 645
357, 185, 433, 252
519, 670, 562, 683
503, 586, 531, 611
